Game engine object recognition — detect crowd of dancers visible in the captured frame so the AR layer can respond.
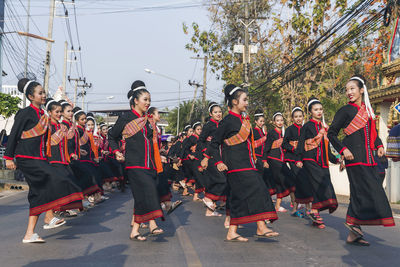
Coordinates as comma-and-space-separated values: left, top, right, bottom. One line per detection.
4, 75, 395, 246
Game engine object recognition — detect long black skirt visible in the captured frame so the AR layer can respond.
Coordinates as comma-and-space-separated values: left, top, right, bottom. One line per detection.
303, 161, 338, 213
203, 158, 227, 202
227, 169, 278, 225
69, 160, 101, 196
191, 159, 205, 193
99, 160, 118, 183
16, 158, 83, 216
51, 164, 84, 211
157, 163, 172, 202
255, 159, 276, 196
268, 159, 295, 199
108, 158, 124, 181
288, 162, 314, 204
127, 168, 164, 224
346, 165, 395, 227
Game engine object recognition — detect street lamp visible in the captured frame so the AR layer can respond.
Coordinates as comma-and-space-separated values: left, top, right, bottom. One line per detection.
144, 68, 181, 136
86, 95, 114, 112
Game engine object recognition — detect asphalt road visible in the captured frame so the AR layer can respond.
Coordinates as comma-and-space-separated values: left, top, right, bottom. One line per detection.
0, 190, 399, 267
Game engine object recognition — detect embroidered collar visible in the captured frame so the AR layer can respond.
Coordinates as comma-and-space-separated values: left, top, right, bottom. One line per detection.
30, 104, 44, 117
294, 123, 302, 130
131, 109, 144, 118
310, 119, 322, 126
229, 110, 242, 119
348, 101, 363, 110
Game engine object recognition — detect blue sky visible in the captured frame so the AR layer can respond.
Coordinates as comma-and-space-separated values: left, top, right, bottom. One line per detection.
2, 0, 225, 111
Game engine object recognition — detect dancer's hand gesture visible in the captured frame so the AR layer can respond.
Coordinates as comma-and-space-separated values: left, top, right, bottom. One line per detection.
216, 162, 228, 172
6, 160, 16, 170
263, 161, 269, 169
201, 158, 208, 170
342, 148, 354, 161
377, 146, 385, 158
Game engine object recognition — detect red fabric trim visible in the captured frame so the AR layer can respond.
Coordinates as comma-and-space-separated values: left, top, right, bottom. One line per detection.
303, 158, 329, 168
15, 155, 47, 160
346, 215, 395, 227
227, 168, 257, 174
49, 161, 68, 165
312, 198, 338, 213
131, 109, 143, 118
214, 161, 223, 166
3, 156, 13, 160
267, 156, 284, 162
83, 185, 101, 196
339, 147, 347, 155
210, 118, 219, 126
195, 187, 205, 193
125, 166, 152, 170
230, 211, 278, 225
112, 149, 120, 154
277, 189, 290, 199
29, 192, 84, 216
346, 162, 377, 167
134, 209, 164, 224
269, 188, 276, 196
376, 145, 384, 149
229, 110, 241, 119
55, 201, 84, 212
203, 153, 211, 159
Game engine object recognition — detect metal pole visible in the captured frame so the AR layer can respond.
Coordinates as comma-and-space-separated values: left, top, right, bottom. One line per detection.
243, 0, 249, 88
73, 80, 78, 106
23, 0, 31, 107
177, 82, 181, 135
0, 0, 5, 92
202, 56, 207, 122
43, 0, 55, 95
62, 41, 68, 98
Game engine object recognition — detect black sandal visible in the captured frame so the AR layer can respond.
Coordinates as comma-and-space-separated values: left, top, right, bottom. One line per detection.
130, 234, 146, 242
346, 237, 370, 246
308, 213, 322, 224
344, 223, 363, 238
149, 227, 164, 236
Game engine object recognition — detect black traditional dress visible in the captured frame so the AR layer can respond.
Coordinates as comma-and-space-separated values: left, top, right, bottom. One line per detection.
209, 111, 277, 225
48, 121, 83, 211
180, 133, 204, 193
97, 133, 119, 184
62, 120, 99, 196
4, 104, 83, 216
282, 124, 314, 204
328, 102, 394, 226
167, 141, 185, 183
253, 126, 276, 195
201, 119, 228, 201
109, 109, 163, 224
76, 125, 103, 194
297, 119, 338, 213
263, 128, 296, 199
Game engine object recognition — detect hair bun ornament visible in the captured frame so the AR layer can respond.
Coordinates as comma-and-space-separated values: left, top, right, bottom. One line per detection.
73, 107, 84, 117
45, 98, 57, 110
291, 106, 303, 115
208, 102, 219, 113
254, 108, 264, 117
224, 84, 238, 97
192, 121, 201, 128
307, 98, 321, 109
272, 112, 283, 120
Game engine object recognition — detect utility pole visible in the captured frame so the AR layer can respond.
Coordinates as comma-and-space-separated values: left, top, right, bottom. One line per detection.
43, 0, 55, 95
78, 82, 92, 110
23, 0, 31, 107
188, 80, 203, 121
68, 76, 84, 106
62, 41, 68, 98
243, 1, 250, 88
0, 0, 5, 92
191, 56, 208, 122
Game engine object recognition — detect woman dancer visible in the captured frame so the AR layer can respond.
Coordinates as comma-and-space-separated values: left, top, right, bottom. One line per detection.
148, 106, 182, 214
4, 79, 83, 243
72, 107, 103, 203
297, 97, 338, 229
282, 107, 313, 217
109, 80, 164, 241
252, 109, 275, 196
328, 75, 395, 246
46, 98, 83, 216
263, 112, 296, 213
200, 102, 228, 217
209, 84, 278, 242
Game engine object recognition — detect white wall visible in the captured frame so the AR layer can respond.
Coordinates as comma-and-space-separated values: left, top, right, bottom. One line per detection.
330, 165, 350, 196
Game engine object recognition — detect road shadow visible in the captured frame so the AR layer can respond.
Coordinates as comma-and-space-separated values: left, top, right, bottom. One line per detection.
22, 244, 128, 267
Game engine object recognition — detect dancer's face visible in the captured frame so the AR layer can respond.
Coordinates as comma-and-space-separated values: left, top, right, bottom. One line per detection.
187, 128, 193, 137
210, 106, 222, 121
62, 105, 73, 121
255, 117, 265, 129
232, 92, 248, 113
274, 115, 284, 128
292, 111, 304, 125
310, 104, 323, 120
101, 126, 108, 135
152, 109, 160, 122
346, 80, 363, 103
134, 92, 151, 114
87, 120, 95, 131
49, 106, 62, 122
194, 125, 202, 136
29, 86, 46, 106
77, 114, 87, 127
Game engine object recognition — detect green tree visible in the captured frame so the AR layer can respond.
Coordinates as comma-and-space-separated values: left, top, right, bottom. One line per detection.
0, 93, 21, 119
